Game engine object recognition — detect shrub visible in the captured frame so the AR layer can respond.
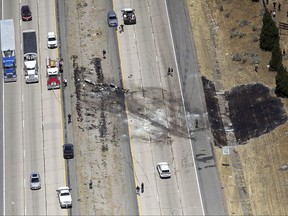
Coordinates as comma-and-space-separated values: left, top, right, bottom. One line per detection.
269, 42, 282, 71
260, 9, 279, 51
275, 65, 288, 97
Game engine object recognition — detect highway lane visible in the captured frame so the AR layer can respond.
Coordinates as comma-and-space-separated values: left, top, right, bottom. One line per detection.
3, 0, 65, 215
56, 1, 81, 215
3, 1, 25, 214
115, 0, 203, 215
166, 0, 227, 214
37, 0, 70, 214
0, 0, 3, 212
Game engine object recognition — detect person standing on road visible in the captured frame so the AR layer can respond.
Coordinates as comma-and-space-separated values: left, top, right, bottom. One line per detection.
120, 24, 124, 33
136, 186, 140, 195
63, 78, 67, 87
68, 114, 72, 124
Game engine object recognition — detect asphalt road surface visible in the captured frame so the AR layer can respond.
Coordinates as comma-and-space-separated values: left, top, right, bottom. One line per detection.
166, 0, 227, 215
0, 0, 3, 213
0, 0, 226, 215
3, 0, 66, 215
115, 0, 204, 215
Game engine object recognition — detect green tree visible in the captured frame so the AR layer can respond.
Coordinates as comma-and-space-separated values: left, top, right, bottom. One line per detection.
269, 42, 282, 71
260, 9, 279, 51
275, 64, 288, 97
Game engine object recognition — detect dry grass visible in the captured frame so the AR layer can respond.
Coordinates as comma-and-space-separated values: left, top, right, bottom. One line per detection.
186, 0, 288, 214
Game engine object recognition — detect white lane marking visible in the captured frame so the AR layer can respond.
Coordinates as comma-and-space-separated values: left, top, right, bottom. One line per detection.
164, 1, 205, 215
156, 55, 158, 63
23, 149, 25, 159
22, 95, 24, 127
2, 1, 5, 214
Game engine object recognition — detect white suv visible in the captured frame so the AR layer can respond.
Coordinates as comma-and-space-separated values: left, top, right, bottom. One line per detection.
157, 162, 171, 178
47, 32, 57, 48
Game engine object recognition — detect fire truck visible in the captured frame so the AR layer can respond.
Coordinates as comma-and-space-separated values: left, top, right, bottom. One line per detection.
46, 57, 61, 90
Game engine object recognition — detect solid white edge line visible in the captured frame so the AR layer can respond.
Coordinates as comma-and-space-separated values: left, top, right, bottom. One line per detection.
2, 0, 6, 214
164, 0, 205, 215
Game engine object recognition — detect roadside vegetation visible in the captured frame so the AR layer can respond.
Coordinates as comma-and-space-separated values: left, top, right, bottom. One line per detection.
260, 9, 288, 96
187, 0, 288, 215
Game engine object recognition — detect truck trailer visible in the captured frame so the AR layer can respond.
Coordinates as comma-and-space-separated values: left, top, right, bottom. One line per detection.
1, 19, 16, 82
23, 30, 38, 83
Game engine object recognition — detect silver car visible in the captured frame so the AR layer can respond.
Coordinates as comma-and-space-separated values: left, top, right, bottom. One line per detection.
30, 172, 41, 190
107, 10, 118, 27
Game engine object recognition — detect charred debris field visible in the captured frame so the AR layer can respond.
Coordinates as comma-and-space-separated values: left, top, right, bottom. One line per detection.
202, 77, 287, 147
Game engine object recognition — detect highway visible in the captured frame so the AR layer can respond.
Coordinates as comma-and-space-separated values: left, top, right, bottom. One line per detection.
166, 1, 227, 215
0, 0, 227, 215
114, 0, 226, 215
2, 0, 65, 215
115, 0, 204, 215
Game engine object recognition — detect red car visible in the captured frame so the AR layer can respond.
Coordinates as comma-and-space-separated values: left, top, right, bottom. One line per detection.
21, 5, 32, 21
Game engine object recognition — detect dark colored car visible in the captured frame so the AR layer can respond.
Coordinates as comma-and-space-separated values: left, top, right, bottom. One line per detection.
21, 5, 32, 21
63, 144, 74, 159
121, 8, 136, 25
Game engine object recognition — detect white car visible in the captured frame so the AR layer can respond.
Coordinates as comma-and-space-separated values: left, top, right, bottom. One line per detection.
47, 32, 57, 48
156, 162, 171, 178
56, 186, 72, 208
30, 172, 41, 190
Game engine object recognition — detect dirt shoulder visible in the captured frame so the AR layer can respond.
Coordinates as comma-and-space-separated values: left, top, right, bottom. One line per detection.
186, 0, 288, 215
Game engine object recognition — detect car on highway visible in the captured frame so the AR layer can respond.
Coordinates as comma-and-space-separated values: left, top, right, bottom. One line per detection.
30, 172, 41, 190
121, 8, 136, 25
63, 143, 74, 159
21, 5, 32, 21
156, 162, 171, 178
56, 186, 72, 208
47, 32, 57, 49
107, 10, 118, 27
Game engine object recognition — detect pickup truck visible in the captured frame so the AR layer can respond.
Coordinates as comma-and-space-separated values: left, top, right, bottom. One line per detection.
56, 186, 72, 208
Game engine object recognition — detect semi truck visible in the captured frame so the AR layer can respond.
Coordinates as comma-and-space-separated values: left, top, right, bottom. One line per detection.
23, 30, 38, 83
1, 19, 16, 82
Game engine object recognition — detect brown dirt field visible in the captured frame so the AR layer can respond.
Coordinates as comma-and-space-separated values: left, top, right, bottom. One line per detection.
186, 0, 288, 215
